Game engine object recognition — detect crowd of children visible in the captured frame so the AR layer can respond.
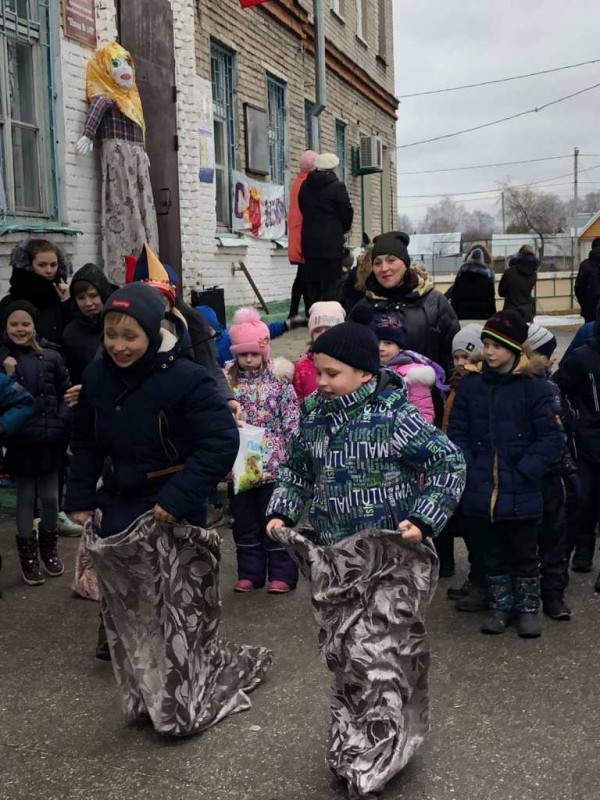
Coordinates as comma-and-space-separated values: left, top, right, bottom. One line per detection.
2, 231, 600, 796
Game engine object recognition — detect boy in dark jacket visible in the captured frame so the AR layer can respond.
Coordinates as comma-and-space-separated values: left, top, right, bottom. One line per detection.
554, 312, 600, 589
448, 311, 564, 638
498, 245, 539, 323
574, 237, 600, 323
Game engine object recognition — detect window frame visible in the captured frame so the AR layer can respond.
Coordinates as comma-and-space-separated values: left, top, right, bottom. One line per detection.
335, 118, 347, 184
330, 0, 346, 21
266, 73, 287, 187
355, 0, 367, 44
377, 0, 387, 62
210, 40, 236, 229
0, 0, 56, 219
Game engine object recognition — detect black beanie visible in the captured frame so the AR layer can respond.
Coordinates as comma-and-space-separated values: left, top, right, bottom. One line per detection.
592, 237, 600, 250
371, 231, 411, 267
0, 299, 39, 332
312, 302, 380, 374
482, 310, 528, 354
103, 283, 165, 345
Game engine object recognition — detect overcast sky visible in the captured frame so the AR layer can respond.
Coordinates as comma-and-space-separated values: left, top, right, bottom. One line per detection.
392, 0, 600, 227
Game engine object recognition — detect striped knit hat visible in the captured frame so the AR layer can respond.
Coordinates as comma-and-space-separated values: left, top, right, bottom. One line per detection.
482, 310, 528, 354
526, 322, 557, 358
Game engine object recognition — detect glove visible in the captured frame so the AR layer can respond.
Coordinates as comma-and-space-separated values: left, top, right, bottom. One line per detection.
285, 315, 308, 330
76, 136, 94, 155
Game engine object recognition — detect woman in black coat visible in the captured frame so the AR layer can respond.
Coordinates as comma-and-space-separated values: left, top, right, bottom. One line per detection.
0, 239, 75, 347
298, 153, 353, 310
361, 231, 460, 379
498, 245, 539, 323
451, 247, 496, 320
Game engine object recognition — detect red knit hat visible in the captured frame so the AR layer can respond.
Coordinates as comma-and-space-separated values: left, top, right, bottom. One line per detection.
229, 307, 271, 359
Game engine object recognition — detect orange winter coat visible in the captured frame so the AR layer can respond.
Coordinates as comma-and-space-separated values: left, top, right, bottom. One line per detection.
288, 172, 308, 264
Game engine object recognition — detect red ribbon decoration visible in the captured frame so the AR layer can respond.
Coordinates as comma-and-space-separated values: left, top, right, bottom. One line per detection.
239, 0, 269, 7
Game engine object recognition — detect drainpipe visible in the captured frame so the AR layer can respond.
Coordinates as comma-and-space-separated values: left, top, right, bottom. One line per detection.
311, 0, 326, 149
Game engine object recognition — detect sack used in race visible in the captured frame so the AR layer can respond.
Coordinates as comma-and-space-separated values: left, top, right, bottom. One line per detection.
232, 423, 265, 494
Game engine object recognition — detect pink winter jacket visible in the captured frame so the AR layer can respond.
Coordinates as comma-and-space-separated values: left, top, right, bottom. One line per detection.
293, 353, 317, 400
388, 362, 436, 423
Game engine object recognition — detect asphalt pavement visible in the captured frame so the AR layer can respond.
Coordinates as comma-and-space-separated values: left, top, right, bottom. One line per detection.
1, 322, 599, 800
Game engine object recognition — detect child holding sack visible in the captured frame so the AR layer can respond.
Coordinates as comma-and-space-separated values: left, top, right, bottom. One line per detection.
293, 301, 346, 400
0, 301, 72, 585
227, 308, 299, 593
266, 305, 465, 798
448, 311, 564, 638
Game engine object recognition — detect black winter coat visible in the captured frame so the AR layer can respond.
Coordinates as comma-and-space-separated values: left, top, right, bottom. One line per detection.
574, 247, 600, 323
298, 170, 353, 260
0, 341, 71, 447
64, 330, 240, 538
451, 260, 496, 320
364, 272, 460, 378
553, 334, 600, 464
0, 269, 75, 347
498, 252, 539, 322
448, 358, 564, 521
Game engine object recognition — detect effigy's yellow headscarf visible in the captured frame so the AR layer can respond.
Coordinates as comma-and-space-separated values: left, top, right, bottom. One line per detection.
86, 42, 146, 134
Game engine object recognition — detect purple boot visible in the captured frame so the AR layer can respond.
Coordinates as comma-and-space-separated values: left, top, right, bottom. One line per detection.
16, 535, 45, 585
38, 526, 64, 577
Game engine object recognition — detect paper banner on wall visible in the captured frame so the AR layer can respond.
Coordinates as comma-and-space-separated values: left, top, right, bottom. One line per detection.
197, 77, 215, 184
232, 170, 286, 240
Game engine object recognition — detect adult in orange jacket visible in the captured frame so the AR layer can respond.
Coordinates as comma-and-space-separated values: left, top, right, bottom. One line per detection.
288, 150, 318, 318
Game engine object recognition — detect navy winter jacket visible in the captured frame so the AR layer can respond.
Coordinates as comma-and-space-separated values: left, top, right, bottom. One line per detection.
64, 330, 240, 537
553, 332, 600, 464
0, 341, 72, 446
448, 357, 564, 521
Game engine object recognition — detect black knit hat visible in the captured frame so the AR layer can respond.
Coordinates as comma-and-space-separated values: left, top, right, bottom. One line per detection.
70, 263, 112, 303
370, 312, 407, 349
312, 302, 380, 374
0, 299, 39, 332
103, 283, 165, 345
371, 231, 411, 267
592, 237, 600, 250
482, 310, 528, 354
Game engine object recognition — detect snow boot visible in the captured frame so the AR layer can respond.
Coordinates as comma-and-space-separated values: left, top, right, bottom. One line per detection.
481, 610, 512, 634
38, 525, 64, 577
447, 579, 471, 601
515, 576, 542, 639
481, 574, 513, 635
16, 535, 45, 585
456, 584, 488, 612
543, 596, 571, 621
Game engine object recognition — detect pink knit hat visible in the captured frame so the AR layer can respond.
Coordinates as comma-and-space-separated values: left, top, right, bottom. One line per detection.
229, 307, 271, 358
308, 301, 346, 336
299, 150, 318, 173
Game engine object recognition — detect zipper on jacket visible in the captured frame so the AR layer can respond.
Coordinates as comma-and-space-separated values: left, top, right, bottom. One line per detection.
590, 372, 600, 413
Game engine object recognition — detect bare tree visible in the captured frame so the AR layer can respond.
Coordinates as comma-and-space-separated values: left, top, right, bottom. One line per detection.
462, 208, 496, 241
420, 197, 496, 239
502, 184, 566, 260
397, 213, 414, 233
579, 192, 600, 214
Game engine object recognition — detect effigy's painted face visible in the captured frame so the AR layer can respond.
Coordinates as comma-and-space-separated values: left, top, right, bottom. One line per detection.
111, 56, 135, 89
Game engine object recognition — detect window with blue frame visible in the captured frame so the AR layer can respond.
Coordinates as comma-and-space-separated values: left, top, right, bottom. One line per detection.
211, 41, 236, 228
267, 74, 286, 186
0, 0, 55, 217
335, 119, 347, 183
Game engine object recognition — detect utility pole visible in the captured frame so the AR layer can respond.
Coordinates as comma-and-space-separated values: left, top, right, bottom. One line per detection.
571, 146, 580, 307
311, 0, 326, 150
501, 192, 506, 234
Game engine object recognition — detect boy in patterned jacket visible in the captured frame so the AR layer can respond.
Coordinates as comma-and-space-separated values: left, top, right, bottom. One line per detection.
267, 306, 465, 545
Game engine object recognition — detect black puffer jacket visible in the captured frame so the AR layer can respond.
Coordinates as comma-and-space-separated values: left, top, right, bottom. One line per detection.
554, 329, 600, 464
498, 252, 539, 322
0, 340, 71, 446
63, 263, 117, 383
363, 268, 460, 378
451, 259, 496, 320
575, 246, 600, 323
298, 170, 353, 260
0, 241, 75, 346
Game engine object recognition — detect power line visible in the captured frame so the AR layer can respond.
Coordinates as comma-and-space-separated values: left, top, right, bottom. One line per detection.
398, 57, 600, 98
397, 154, 570, 176
396, 81, 600, 150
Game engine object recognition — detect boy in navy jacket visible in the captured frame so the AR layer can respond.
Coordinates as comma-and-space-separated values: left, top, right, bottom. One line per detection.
448, 311, 564, 638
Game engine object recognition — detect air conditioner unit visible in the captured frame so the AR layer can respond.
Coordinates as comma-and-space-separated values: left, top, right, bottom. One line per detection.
359, 135, 384, 173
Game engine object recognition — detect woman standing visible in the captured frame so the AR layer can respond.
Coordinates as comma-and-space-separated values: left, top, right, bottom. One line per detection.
287, 150, 318, 318
362, 231, 460, 378
451, 246, 496, 320
498, 244, 539, 322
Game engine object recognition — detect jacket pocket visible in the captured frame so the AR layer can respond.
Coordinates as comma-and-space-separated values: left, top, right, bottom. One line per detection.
589, 372, 600, 413
158, 410, 180, 462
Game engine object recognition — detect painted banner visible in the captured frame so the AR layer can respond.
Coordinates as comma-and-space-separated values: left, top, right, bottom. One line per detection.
239, 0, 269, 7
232, 170, 286, 240
196, 77, 215, 184
63, 0, 97, 48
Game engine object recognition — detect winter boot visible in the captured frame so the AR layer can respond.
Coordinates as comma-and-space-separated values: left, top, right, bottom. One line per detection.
38, 525, 64, 577
571, 548, 594, 573
455, 584, 488, 612
514, 576, 542, 639
16, 535, 45, 585
447, 579, 471, 601
95, 616, 111, 662
481, 575, 513, 635
543, 596, 571, 621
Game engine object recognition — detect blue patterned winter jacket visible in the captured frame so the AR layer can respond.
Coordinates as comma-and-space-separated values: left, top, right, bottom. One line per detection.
267, 370, 465, 544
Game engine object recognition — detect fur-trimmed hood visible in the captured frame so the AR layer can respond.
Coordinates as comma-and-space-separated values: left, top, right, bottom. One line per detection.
10, 239, 71, 280
465, 350, 547, 379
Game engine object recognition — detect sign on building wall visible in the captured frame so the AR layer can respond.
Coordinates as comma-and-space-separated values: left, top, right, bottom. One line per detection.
197, 77, 215, 184
232, 170, 286, 240
63, 0, 97, 48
